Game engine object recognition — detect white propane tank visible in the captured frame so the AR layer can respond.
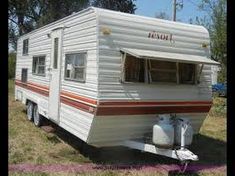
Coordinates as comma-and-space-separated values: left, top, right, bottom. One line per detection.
152, 114, 174, 148
175, 118, 194, 146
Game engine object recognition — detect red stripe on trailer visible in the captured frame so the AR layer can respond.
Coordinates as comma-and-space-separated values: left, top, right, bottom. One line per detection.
99, 101, 212, 106
15, 80, 212, 116
15, 80, 97, 114
95, 105, 211, 116
15, 80, 97, 106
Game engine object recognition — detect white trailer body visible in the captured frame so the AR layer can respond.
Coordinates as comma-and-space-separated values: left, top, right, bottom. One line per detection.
15, 7, 219, 161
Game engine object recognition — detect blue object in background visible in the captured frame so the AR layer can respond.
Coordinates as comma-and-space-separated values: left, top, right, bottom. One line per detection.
212, 82, 227, 97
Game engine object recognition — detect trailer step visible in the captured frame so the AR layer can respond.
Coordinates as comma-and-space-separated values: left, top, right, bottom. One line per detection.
41, 125, 56, 133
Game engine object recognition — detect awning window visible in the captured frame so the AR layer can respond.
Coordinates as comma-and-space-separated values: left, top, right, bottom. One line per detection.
120, 48, 220, 66
121, 48, 219, 85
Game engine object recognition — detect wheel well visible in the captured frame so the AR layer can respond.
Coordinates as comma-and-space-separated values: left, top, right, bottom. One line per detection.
26, 99, 36, 106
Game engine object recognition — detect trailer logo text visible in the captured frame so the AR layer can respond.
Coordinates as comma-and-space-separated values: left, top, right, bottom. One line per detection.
148, 31, 174, 43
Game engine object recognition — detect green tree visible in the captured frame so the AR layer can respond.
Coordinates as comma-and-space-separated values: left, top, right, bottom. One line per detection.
190, 0, 227, 82
8, 0, 89, 50
8, 52, 16, 79
8, 0, 90, 79
9, 0, 30, 49
92, 0, 136, 14
36, 0, 90, 27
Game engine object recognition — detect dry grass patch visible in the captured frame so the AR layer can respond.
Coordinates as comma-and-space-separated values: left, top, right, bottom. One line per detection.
9, 80, 91, 165
200, 114, 226, 142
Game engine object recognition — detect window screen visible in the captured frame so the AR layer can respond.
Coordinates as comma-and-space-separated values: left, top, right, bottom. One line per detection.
125, 56, 145, 82
23, 39, 29, 55
149, 60, 177, 83
21, 68, 28, 83
32, 56, 46, 76
179, 63, 196, 84
124, 57, 196, 85
65, 53, 86, 82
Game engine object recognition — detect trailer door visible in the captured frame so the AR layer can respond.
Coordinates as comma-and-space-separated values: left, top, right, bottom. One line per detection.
48, 29, 63, 123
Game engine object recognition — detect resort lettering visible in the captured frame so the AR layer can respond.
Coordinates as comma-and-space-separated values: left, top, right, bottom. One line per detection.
148, 31, 174, 43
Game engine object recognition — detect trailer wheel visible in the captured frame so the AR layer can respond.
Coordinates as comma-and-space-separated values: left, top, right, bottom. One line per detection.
26, 101, 34, 121
33, 105, 42, 127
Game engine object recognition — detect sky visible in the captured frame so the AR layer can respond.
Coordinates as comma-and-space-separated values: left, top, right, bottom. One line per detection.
135, 0, 208, 23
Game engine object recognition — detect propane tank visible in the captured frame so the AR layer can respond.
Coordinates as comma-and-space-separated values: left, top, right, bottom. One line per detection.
174, 118, 194, 147
152, 114, 174, 148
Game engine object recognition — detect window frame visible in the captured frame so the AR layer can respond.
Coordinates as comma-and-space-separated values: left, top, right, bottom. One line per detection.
64, 52, 87, 83
122, 53, 150, 84
122, 54, 198, 85
32, 55, 46, 76
23, 38, 29, 55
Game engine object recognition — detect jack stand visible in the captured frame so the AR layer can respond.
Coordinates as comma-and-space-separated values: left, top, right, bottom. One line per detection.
179, 160, 190, 173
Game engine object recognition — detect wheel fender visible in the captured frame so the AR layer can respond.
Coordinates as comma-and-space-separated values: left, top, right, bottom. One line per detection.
22, 95, 27, 105
37, 99, 48, 117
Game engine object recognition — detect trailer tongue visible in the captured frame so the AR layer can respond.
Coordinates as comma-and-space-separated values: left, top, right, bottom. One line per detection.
120, 114, 199, 172
121, 140, 198, 162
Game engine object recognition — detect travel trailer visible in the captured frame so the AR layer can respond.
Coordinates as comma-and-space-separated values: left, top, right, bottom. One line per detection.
15, 7, 219, 165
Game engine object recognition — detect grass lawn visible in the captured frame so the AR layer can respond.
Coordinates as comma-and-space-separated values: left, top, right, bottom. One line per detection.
8, 79, 226, 176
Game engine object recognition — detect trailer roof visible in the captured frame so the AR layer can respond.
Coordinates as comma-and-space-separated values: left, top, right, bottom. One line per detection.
94, 7, 207, 31
18, 6, 208, 40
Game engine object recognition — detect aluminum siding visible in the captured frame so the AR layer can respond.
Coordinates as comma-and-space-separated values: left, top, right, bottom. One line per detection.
15, 8, 98, 142
95, 8, 212, 101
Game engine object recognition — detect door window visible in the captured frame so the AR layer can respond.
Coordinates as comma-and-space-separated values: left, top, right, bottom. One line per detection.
21, 68, 28, 82
53, 38, 59, 69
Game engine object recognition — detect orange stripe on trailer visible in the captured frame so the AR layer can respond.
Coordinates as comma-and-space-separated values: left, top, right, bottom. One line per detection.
27, 82, 49, 90
60, 96, 96, 114
60, 91, 97, 105
15, 81, 49, 96
15, 79, 49, 90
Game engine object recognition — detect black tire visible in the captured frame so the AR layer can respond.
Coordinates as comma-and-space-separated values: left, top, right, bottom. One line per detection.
33, 105, 43, 127
26, 101, 34, 121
